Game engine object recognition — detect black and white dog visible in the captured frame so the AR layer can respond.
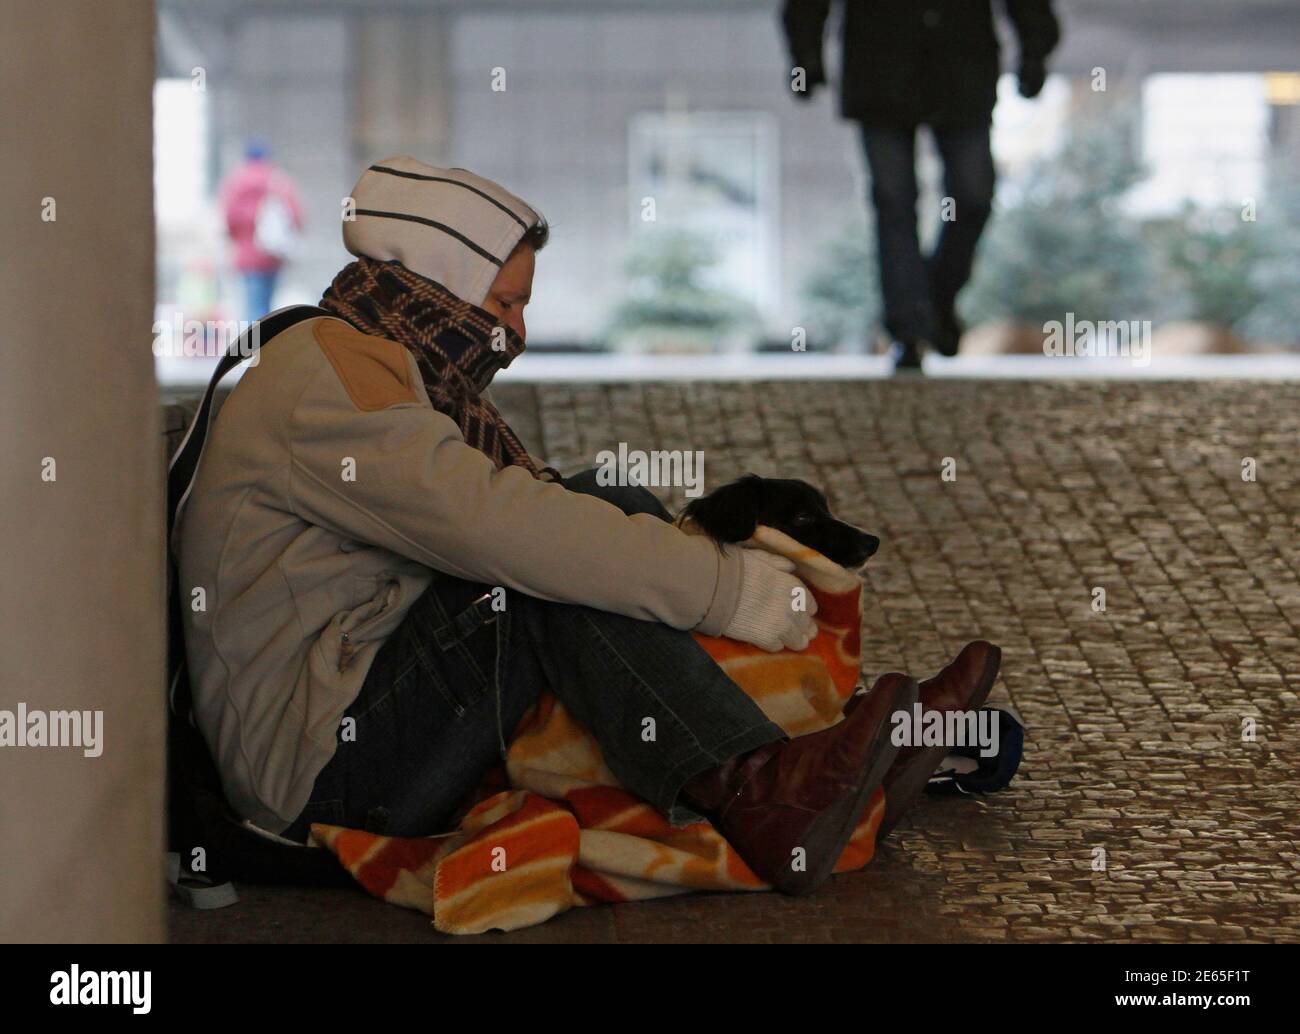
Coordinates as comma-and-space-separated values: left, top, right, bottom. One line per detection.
679, 474, 879, 570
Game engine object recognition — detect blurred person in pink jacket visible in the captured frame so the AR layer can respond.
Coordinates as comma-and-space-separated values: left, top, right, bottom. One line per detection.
218, 139, 304, 321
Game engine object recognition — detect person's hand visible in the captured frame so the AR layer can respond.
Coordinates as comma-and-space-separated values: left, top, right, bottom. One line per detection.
791, 61, 826, 102
1018, 57, 1047, 98
722, 547, 819, 652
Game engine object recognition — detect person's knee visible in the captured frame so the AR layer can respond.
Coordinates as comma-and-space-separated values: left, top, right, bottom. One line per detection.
565, 467, 634, 506
563, 467, 666, 518
947, 163, 995, 220
561, 467, 603, 495
869, 173, 917, 218
604, 483, 667, 518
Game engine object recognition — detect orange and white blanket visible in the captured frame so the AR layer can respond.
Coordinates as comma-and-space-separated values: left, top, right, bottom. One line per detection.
311, 526, 880, 934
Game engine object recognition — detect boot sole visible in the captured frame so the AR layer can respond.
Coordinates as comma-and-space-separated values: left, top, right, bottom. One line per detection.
777, 676, 918, 896
877, 644, 1002, 838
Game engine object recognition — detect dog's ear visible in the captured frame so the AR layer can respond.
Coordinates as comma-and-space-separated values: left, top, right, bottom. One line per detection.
680, 475, 763, 543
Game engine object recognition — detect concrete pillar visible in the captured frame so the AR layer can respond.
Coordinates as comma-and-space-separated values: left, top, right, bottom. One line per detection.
351, 12, 453, 170
0, 0, 163, 941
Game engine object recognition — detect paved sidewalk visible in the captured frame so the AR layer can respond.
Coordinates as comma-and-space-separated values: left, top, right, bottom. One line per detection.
171, 379, 1300, 943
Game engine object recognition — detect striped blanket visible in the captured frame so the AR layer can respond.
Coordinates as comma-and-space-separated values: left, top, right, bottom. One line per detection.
311, 526, 880, 934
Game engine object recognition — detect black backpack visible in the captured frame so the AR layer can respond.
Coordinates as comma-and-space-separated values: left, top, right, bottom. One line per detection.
166, 305, 354, 907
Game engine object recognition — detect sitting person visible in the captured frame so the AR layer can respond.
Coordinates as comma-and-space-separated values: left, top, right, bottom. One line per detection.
176, 158, 995, 895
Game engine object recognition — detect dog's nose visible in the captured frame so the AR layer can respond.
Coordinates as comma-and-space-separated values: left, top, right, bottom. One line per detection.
842, 534, 880, 569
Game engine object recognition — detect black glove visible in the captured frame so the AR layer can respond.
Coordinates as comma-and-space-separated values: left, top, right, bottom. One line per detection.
791, 60, 826, 102
1018, 56, 1047, 99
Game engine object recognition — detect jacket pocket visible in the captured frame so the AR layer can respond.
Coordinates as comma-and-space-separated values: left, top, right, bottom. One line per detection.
402, 597, 495, 717
338, 577, 400, 673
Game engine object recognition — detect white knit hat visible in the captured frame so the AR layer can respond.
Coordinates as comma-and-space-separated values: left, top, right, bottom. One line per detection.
342, 156, 542, 307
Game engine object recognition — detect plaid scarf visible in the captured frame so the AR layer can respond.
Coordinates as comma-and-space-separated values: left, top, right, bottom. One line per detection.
320, 257, 560, 481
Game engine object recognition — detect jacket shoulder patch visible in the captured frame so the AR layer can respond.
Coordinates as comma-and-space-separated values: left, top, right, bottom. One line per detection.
313, 320, 418, 412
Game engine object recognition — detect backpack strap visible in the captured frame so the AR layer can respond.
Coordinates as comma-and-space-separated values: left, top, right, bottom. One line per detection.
167, 305, 331, 705
165, 305, 330, 909
168, 305, 331, 536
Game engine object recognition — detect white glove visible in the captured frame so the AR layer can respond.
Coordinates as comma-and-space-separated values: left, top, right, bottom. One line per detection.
722, 547, 819, 652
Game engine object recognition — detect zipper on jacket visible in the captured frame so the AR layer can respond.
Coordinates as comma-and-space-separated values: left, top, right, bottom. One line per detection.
339, 631, 355, 673
338, 580, 400, 673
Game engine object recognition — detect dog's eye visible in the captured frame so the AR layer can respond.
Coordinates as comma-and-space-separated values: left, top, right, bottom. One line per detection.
791, 513, 814, 527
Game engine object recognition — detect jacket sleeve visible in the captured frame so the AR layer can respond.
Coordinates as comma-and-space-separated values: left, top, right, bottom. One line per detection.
285, 356, 744, 636
780, 0, 832, 81
1003, 0, 1061, 64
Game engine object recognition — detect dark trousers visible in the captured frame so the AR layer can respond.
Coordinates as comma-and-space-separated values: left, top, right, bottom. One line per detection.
281, 469, 784, 842
860, 123, 996, 344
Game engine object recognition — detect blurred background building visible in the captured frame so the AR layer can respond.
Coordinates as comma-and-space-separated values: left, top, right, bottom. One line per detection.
154, 0, 1300, 384
5, 0, 1298, 944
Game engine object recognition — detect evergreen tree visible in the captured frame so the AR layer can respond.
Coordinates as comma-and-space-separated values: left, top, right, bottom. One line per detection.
962, 98, 1153, 328
1239, 167, 1300, 347
798, 218, 882, 351
605, 229, 760, 351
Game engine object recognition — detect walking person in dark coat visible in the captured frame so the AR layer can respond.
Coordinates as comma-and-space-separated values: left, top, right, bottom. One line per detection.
782, 1, 1061, 372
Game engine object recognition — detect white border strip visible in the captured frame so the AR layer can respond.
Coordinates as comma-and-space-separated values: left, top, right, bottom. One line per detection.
157, 352, 1300, 389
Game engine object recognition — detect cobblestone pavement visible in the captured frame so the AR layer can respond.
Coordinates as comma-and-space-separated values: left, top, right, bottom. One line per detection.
170, 379, 1300, 943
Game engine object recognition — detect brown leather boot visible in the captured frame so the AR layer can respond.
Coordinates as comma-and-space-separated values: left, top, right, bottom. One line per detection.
857, 640, 1002, 838
680, 672, 917, 896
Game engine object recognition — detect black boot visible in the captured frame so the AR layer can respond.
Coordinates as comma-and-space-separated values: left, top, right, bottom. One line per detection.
933, 306, 963, 357
889, 339, 924, 375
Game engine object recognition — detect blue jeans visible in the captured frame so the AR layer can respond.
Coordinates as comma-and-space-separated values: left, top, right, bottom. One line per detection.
861, 123, 995, 343
281, 469, 784, 841
242, 269, 280, 322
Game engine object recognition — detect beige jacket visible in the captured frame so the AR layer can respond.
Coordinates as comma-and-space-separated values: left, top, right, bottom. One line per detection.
175, 316, 743, 833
